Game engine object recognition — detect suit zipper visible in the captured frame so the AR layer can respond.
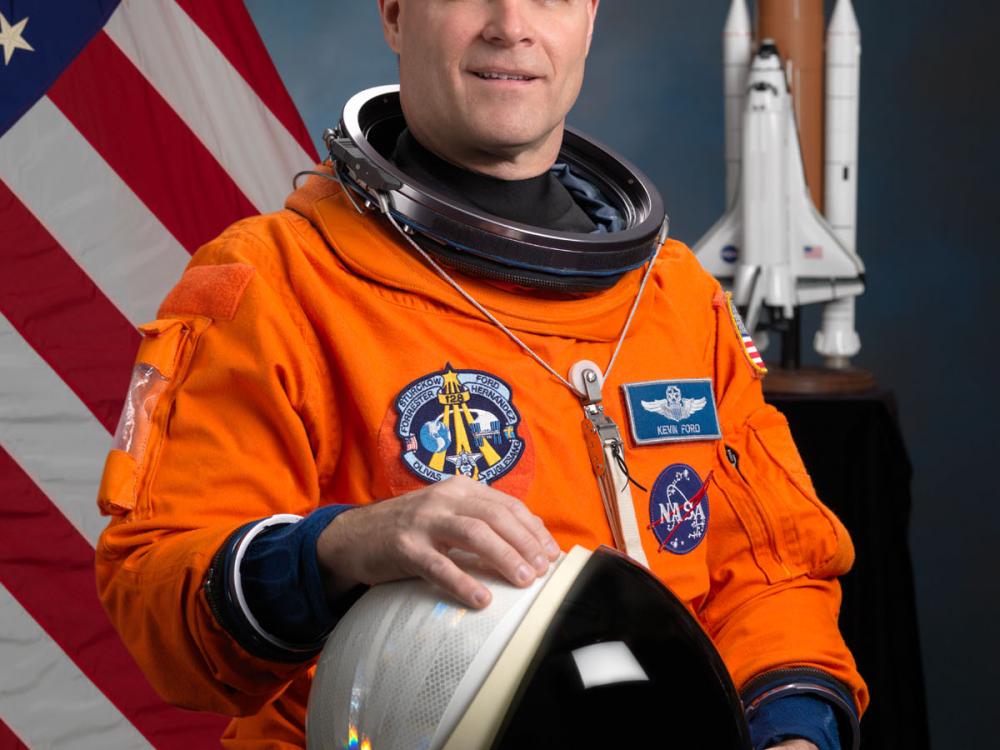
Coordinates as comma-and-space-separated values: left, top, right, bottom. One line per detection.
724, 444, 785, 571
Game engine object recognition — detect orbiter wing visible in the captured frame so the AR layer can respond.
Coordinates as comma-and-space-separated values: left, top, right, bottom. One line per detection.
784, 132, 865, 305
693, 193, 743, 279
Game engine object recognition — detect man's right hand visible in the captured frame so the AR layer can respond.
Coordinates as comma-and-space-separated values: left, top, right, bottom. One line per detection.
316, 477, 561, 609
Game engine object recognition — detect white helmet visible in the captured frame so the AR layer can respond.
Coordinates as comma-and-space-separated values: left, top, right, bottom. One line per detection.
306, 546, 749, 750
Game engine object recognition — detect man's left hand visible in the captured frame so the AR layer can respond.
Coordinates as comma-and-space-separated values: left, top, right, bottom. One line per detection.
766, 741, 820, 750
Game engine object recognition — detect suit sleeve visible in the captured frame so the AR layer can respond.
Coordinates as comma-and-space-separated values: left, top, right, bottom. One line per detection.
94, 229, 339, 716
700, 290, 869, 733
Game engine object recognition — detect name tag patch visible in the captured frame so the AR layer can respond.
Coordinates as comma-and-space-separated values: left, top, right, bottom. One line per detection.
621, 379, 721, 445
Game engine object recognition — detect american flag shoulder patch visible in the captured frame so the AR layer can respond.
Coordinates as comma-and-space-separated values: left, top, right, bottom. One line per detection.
724, 293, 767, 377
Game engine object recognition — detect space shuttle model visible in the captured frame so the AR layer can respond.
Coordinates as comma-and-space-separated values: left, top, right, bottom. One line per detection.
695, 0, 864, 368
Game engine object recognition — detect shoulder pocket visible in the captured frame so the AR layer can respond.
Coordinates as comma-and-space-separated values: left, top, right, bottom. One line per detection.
714, 412, 854, 583
98, 317, 210, 516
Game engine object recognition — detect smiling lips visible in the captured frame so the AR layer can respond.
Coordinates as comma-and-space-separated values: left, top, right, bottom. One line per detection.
471, 69, 539, 82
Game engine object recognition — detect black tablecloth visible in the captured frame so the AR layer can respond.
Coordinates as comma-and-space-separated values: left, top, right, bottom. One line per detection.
768, 390, 929, 750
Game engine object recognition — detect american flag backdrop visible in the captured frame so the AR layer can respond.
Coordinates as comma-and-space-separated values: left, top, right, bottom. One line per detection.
0, 1, 318, 746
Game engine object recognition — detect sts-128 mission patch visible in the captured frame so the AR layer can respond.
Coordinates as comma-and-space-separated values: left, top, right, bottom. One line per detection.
395, 365, 524, 485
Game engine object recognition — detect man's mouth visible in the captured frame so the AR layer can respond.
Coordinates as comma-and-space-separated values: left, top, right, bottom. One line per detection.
471, 71, 538, 82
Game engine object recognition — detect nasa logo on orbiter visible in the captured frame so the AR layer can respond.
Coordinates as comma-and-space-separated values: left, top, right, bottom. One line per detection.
395, 364, 524, 485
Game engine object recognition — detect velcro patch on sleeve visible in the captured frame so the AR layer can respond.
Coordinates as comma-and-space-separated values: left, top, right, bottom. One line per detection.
158, 263, 255, 320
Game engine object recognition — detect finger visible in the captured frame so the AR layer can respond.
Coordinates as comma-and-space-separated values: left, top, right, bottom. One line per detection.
463, 498, 553, 575
433, 478, 554, 571
408, 545, 492, 609
473, 484, 561, 561
436, 515, 541, 588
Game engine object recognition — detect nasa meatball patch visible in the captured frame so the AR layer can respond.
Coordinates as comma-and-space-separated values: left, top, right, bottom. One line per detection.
622, 379, 721, 445
395, 364, 524, 485
648, 464, 710, 554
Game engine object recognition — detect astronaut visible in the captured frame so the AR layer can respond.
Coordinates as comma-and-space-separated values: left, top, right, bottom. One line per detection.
95, 2, 866, 749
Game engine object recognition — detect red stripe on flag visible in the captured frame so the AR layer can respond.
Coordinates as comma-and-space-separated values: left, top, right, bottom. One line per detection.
0, 449, 229, 748
0, 181, 140, 433
47, 32, 258, 254
174, 0, 319, 162
0, 720, 27, 750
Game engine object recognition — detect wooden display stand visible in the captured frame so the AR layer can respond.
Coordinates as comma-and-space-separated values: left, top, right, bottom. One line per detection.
763, 365, 876, 395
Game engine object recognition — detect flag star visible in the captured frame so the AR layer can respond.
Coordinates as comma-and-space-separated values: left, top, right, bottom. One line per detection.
0, 12, 34, 66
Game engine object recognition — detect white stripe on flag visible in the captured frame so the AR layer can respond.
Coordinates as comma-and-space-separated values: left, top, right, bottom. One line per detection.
0, 313, 110, 548
105, 0, 316, 214
0, 97, 190, 326
0, 584, 151, 750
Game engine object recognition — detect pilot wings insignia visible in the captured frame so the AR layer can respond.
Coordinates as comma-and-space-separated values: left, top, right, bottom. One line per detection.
641, 385, 707, 422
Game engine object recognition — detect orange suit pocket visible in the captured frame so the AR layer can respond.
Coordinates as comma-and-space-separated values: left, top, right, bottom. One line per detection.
714, 409, 854, 583
99, 317, 210, 517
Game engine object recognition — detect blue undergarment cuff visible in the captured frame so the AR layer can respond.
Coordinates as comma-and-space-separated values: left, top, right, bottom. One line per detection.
749, 694, 841, 750
240, 504, 363, 647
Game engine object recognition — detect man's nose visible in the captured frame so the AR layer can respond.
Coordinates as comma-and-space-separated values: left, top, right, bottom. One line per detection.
482, 0, 534, 46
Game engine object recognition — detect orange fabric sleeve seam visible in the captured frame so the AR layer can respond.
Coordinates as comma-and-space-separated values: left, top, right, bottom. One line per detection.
229, 223, 341, 488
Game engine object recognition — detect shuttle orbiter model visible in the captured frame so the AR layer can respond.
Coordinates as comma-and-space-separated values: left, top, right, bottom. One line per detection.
695, 0, 864, 368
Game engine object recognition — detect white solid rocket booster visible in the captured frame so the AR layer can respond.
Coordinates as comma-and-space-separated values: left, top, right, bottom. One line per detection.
815, 0, 863, 365
824, 0, 862, 252
723, 0, 753, 208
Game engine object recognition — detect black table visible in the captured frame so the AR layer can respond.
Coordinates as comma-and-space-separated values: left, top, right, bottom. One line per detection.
768, 390, 930, 750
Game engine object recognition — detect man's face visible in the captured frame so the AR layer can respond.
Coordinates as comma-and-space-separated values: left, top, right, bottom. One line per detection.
379, 0, 599, 172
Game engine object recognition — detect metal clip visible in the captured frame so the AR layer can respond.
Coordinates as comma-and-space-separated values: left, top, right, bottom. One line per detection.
581, 403, 626, 549
576, 366, 649, 566
323, 128, 403, 192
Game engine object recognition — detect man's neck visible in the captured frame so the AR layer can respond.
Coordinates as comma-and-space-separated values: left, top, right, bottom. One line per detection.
390, 128, 596, 234
404, 122, 564, 181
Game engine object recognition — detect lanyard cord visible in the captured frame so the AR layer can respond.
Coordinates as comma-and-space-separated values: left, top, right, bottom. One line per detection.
378, 192, 664, 398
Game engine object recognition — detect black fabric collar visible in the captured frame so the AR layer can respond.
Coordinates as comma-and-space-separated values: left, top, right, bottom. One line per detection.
390, 129, 596, 234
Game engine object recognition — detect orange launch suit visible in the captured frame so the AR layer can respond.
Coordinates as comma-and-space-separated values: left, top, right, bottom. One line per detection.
96, 172, 867, 747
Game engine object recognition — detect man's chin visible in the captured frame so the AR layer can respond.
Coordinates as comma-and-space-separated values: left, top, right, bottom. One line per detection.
464, 122, 562, 160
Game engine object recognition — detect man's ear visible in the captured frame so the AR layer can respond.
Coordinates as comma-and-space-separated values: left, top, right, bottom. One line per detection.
585, 0, 600, 53
378, 0, 402, 53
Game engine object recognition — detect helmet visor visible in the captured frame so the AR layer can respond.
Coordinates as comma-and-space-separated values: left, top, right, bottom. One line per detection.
489, 548, 751, 749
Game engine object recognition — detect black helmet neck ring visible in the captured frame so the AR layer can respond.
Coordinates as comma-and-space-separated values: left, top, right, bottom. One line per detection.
321, 85, 669, 293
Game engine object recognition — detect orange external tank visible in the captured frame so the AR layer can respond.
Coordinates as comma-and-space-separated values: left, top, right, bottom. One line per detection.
757, 0, 826, 209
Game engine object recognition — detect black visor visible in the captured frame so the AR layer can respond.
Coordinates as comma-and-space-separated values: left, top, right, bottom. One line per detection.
491, 548, 751, 750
